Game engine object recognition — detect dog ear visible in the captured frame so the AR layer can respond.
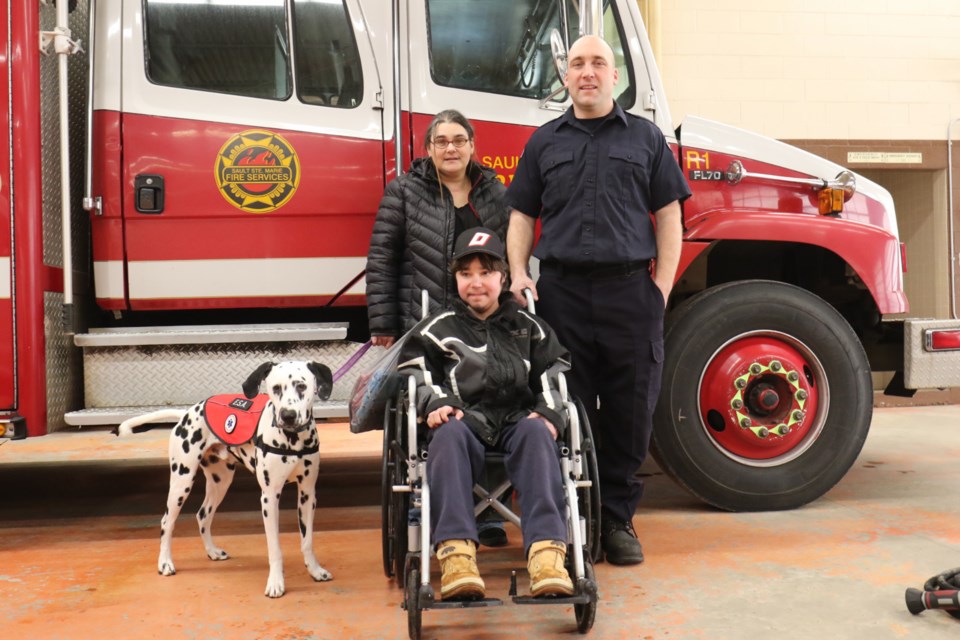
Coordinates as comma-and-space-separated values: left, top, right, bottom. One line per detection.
307, 362, 333, 401
242, 362, 275, 399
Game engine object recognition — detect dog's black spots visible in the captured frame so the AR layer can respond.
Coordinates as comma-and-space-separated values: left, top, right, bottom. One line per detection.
177, 496, 184, 507
304, 459, 313, 467
212, 473, 221, 483
177, 463, 190, 475
171, 462, 177, 472
288, 431, 300, 445
198, 506, 206, 520
272, 439, 280, 447
160, 528, 165, 539
263, 470, 271, 487
282, 456, 288, 464
182, 439, 190, 454
197, 453, 202, 460
190, 429, 203, 444
201, 527, 205, 534
299, 517, 307, 537
226, 461, 237, 471
200, 457, 209, 468
304, 468, 310, 477
296, 474, 304, 484
174, 424, 188, 438
184, 486, 191, 494
276, 492, 281, 502
263, 496, 268, 504
299, 493, 308, 505
263, 509, 268, 517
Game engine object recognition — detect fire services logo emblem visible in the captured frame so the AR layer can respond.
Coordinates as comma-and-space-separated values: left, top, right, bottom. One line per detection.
215, 130, 300, 213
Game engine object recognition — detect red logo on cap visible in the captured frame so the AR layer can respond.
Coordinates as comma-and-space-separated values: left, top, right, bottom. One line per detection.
468, 232, 491, 247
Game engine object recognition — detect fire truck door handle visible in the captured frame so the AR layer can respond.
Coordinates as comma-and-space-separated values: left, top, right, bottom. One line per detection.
134, 174, 164, 214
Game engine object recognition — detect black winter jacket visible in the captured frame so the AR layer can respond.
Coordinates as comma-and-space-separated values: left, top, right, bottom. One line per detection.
366, 157, 508, 337
397, 294, 571, 446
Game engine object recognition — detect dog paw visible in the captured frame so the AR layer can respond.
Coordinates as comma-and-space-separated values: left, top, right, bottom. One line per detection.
309, 565, 332, 582
206, 548, 230, 561
158, 561, 176, 576
264, 580, 285, 598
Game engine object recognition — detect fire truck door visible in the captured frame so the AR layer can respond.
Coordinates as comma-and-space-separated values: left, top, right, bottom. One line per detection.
406, 0, 646, 185
117, 0, 383, 310
0, 1, 14, 409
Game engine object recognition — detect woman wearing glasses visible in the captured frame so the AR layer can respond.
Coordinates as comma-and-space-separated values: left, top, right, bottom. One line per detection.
366, 109, 509, 348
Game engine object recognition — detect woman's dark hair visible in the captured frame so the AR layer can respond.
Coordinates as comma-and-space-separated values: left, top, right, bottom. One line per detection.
424, 109, 475, 152
450, 252, 508, 276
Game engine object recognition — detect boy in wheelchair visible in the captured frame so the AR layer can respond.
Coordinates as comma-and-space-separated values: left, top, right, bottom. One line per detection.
397, 227, 575, 601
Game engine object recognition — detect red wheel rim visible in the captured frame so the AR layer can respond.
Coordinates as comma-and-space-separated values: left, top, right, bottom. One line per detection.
697, 331, 826, 464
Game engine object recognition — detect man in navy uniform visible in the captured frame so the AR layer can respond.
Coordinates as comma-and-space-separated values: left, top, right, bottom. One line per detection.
506, 35, 691, 566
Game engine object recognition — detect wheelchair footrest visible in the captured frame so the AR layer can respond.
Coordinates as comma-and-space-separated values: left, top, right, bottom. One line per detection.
512, 594, 593, 605
426, 597, 504, 609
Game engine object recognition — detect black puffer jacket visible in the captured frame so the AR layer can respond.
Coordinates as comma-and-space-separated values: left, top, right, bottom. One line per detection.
366, 157, 508, 337
397, 294, 571, 446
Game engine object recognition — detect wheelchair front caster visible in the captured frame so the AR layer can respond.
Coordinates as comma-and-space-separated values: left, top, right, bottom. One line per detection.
405, 565, 422, 640
574, 557, 598, 633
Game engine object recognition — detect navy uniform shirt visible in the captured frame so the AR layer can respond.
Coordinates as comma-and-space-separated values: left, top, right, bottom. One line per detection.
507, 103, 691, 265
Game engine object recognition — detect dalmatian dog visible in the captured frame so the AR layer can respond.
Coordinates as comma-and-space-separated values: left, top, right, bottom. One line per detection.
116, 360, 334, 598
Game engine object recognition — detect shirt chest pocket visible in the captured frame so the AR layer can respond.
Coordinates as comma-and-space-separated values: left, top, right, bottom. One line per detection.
541, 149, 575, 212
607, 146, 648, 204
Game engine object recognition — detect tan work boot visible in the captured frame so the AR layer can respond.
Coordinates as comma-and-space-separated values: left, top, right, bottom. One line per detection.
437, 539, 485, 600
528, 539, 575, 597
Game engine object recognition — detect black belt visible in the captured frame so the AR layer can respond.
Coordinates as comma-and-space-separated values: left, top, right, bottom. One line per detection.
540, 260, 650, 279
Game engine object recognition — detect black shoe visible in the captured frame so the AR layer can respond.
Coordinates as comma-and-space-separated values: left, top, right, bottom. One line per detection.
600, 515, 644, 565
477, 521, 508, 548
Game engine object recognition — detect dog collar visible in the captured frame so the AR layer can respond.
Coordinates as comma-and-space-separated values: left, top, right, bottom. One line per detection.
254, 433, 319, 458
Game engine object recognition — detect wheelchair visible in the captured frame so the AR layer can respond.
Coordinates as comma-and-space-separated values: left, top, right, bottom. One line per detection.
380, 369, 602, 639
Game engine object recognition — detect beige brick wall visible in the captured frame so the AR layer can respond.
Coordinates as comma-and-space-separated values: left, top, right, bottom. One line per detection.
660, 1, 960, 140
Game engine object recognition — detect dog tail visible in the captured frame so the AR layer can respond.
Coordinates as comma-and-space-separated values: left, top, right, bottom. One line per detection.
114, 409, 188, 436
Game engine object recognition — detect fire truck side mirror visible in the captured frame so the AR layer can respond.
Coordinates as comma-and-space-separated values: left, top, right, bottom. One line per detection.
550, 29, 568, 82
134, 174, 164, 214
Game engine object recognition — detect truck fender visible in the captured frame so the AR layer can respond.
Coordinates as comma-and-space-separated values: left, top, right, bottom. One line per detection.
683, 211, 907, 315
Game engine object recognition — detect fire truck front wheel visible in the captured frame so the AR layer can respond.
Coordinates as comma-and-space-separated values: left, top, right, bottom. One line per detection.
652, 280, 872, 511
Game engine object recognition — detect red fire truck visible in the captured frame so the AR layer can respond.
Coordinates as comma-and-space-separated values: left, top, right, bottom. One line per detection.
2, 0, 959, 511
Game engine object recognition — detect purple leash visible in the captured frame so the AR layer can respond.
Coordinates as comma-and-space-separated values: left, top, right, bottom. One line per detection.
332, 341, 373, 382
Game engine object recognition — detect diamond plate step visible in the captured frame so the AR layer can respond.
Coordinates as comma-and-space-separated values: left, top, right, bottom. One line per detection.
64, 400, 350, 426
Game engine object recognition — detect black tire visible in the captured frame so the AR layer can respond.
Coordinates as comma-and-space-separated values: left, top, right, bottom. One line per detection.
392, 390, 412, 587
575, 557, 598, 633
652, 280, 872, 511
381, 398, 397, 579
575, 399, 603, 563
405, 564, 422, 640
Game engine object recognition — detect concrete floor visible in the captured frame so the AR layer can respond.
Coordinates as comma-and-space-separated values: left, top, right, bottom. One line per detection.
2, 405, 960, 639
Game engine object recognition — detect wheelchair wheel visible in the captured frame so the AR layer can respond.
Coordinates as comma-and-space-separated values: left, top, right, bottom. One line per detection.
576, 398, 603, 563
381, 395, 410, 586
381, 397, 397, 578
574, 557, 598, 634
405, 563, 422, 640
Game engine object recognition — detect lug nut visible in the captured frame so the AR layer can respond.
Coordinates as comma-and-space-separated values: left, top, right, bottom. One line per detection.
740, 417, 751, 428
750, 363, 762, 375
778, 424, 790, 435
796, 389, 808, 401
757, 427, 769, 438
792, 410, 804, 421
732, 399, 743, 410
787, 371, 799, 382
735, 378, 747, 389
770, 361, 782, 372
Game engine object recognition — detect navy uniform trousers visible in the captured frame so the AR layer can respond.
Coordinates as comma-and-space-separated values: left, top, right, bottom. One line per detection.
536, 263, 665, 523
427, 417, 567, 556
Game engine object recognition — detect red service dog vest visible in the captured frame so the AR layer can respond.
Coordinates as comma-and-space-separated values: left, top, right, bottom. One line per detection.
203, 394, 269, 446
